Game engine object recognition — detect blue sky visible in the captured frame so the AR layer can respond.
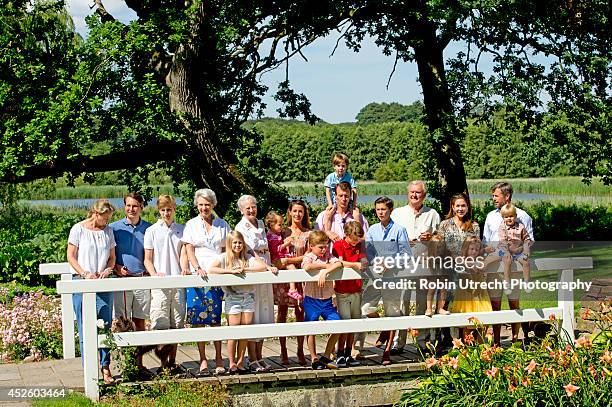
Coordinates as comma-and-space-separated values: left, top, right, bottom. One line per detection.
66, 1, 427, 124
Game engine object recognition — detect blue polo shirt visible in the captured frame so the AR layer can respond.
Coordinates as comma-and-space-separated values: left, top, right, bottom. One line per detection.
365, 220, 411, 261
109, 217, 151, 275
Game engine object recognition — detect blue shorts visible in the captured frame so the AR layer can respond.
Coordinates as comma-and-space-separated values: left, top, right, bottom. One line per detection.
498, 250, 524, 261
303, 296, 341, 322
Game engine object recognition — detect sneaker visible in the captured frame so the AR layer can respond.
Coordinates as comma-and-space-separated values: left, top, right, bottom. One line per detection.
319, 355, 338, 369
335, 355, 347, 368
346, 356, 360, 366
311, 359, 325, 370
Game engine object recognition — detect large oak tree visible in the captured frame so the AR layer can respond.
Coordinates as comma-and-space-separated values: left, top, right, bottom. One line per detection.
1, 0, 609, 213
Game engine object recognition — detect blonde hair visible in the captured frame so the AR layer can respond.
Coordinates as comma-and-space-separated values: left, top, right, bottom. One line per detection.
343, 221, 364, 239
308, 230, 329, 246
332, 152, 349, 167
500, 203, 517, 217
157, 194, 176, 209
460, 236, 482, 258
87, 199, 115, 218
225, 230, 248, 268
264, 210, 283, 229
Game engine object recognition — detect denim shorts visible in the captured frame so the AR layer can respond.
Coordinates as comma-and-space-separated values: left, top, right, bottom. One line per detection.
498, 250, 524, 261
224, 293, 255, 315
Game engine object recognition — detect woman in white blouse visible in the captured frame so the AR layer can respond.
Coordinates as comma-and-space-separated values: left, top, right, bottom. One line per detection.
235, 194, 276, 372
182, 189, 231, 377
66, 199, 117, 384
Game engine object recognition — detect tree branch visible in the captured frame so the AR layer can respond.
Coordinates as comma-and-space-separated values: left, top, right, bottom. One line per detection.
92, 0, 117, 24
3, 140, 185, 183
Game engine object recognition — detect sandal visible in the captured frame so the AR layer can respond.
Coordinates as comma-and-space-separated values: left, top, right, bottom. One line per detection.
214, 366, 226, 375
287, 289, 303, 301
196, 368, 211, 377
249, 360, 265, 373
258, 359, 272, 372
101, 367, 115, 384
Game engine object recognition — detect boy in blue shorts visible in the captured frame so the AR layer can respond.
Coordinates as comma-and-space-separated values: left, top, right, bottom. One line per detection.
301, 230, 344, 370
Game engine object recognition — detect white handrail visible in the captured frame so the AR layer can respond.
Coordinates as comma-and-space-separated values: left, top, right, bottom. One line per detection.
45, 258, 591, 401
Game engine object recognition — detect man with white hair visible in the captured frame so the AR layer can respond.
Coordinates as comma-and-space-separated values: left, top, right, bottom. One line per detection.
389, 180, 441, 353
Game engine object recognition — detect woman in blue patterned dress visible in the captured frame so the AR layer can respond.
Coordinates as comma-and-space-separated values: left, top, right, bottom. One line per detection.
182, 189, 231, 376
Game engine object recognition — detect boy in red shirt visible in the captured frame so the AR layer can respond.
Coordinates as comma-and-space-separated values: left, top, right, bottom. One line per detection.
332, 221, 368, 367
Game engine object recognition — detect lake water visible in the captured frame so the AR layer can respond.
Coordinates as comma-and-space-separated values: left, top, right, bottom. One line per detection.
23, 193, 586, 208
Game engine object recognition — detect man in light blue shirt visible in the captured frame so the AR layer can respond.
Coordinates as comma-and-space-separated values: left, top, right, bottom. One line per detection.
362, 196, 412, 363
109, 192, 151, 373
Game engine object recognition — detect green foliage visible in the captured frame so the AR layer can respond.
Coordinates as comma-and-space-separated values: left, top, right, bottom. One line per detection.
0, 206, 80, 286
399, 306, 612, 407
355, 101, 424, 124
249, 119, 434, 182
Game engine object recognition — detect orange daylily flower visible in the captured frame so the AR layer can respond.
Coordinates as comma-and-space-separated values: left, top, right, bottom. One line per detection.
563, 383, 580, 397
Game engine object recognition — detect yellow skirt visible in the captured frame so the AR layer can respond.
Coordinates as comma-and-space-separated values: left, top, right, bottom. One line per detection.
450, 274, 493, 314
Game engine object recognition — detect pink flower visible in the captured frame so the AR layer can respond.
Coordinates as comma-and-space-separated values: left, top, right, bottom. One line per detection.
564, 383, 579, 397
600, 350, 612, 364
448, 357, 459, 370
588, 365, 597, 378
575, 335, 592, 348
452, 338, 464, 349
525, 359, 537, 374
468, 316, 481, 325
549, 314, 557, 321
485, 366, 499, 378
425, 357, 439, 369
464, 333, 474, 346
508, 383, 517, 393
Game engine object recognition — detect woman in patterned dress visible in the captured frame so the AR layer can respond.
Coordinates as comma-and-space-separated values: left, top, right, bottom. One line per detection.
182, 189, 230, 376
274, 199, 311, 365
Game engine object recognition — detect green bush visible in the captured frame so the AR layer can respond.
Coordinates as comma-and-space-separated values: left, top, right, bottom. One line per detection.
399, 305, 612, 407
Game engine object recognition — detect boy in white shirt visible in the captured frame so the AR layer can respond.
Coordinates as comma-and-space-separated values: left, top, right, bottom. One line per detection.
143, 195, 189, 371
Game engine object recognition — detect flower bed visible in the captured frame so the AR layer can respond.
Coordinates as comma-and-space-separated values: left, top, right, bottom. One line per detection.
399, 303, 612, 406
0, 286, 64, 362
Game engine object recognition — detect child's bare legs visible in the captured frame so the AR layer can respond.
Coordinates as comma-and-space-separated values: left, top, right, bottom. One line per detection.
196, 341, 208, 372
519, 258, 532, 293
323, 334, 340, 360
237, 312, 253, 368
426, 288, 435, 316
502, 253, 513, 294
286, 264, 302, 299
227, 313, 241, 370
437, 289, 450, 315
307, 335, 318, 361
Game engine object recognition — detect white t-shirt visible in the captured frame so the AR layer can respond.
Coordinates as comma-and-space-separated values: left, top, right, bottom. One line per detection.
68, 223, 116, 275
218, 254, 258, 295
181, 215, 230, 272
144, 220, 185, 276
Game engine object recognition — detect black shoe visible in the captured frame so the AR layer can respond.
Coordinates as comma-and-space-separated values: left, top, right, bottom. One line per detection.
311, 359, 325, 370
346, 355, 360, 366
389, 347, 404, 356
319, 355, 338, 369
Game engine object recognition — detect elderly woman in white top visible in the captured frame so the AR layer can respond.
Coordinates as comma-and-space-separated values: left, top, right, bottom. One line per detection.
66, 199, 117, 384
235, 194, 276, 372
182, 189, 231, 377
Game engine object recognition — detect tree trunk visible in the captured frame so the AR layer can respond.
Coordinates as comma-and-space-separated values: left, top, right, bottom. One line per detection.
165, 7, 252, 217
413, 28, 468, 213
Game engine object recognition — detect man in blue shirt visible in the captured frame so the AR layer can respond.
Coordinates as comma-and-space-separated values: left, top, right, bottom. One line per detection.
362, 196, 412, 364
110, 192, 151, 372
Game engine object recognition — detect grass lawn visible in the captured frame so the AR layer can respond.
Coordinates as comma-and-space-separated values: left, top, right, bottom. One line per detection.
510, 243, 612, 313
32, 382, 228, 407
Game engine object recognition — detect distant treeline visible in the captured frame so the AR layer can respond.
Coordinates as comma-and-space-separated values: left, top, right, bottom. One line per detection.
247, 102, 581, 183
